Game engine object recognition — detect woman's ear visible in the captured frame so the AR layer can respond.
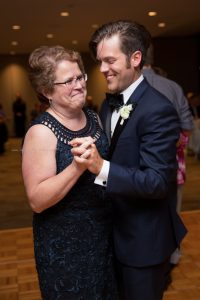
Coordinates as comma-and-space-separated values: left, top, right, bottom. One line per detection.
130, 51, 142, 68
43, 92, 50, 100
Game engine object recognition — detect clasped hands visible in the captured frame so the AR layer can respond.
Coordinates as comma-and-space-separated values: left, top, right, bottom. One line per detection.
69, 137, 103, 175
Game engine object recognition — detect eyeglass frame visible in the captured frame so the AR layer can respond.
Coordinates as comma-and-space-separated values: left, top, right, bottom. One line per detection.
53, 73, 87, 87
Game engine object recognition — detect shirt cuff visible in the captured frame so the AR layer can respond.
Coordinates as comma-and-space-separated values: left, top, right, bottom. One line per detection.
94, 160, 110, 186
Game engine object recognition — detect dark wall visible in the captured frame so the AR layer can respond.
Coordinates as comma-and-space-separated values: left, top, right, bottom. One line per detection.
153, 35, 200, 94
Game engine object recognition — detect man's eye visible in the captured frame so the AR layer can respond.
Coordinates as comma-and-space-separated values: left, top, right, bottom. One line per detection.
108, 60, 115, 64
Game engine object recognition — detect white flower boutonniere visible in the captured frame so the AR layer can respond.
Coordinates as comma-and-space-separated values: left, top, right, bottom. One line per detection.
119, 104, 133, 125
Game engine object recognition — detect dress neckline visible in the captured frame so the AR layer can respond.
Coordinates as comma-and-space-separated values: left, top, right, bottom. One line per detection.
43, 107, 90, 134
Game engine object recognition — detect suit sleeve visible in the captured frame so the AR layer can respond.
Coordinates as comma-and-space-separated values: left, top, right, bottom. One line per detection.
107, 101, 180, 200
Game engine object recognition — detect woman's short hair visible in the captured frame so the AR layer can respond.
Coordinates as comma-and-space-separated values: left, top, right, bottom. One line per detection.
28, 45, 85, 103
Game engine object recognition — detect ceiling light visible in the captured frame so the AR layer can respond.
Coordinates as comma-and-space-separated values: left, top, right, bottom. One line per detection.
12, 25, 21, 30
158, 22, 166, 28
11, 41, 18, 46
148, 11, 157, 17
46, 34, 54, 39
60, 11, 69, 17
72, 40, 78, 45
92, 24, 99, 29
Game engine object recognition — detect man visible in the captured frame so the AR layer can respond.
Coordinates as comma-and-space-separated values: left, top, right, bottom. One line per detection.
70, 20, 187, 300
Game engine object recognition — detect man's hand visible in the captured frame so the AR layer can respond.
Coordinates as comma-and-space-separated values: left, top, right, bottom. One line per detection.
69, 137, 104, 175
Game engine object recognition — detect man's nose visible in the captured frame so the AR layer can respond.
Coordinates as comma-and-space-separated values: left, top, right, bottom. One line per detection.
100, 62, 108, 73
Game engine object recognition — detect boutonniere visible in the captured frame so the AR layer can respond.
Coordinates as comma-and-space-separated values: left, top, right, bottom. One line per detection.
119, 104, 133, 125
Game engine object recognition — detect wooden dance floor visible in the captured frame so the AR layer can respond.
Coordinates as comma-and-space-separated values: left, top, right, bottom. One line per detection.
0, 138, 200, 299
0, 210, 199, 300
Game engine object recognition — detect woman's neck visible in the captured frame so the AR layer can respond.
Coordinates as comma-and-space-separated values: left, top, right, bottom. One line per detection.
47, 104, 86, 130
49, 102, 83, 118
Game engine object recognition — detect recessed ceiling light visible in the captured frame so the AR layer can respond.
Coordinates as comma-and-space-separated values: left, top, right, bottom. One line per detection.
148, 11, 157, 17
12, 25, 21, 30
11, 41, 18, 46
158, 22, 166, 28
72, 40, 78, 45
92, 24, 99, 29
87, 95, 93, 100
46, 34, 54, 39
60, 11, 69, 17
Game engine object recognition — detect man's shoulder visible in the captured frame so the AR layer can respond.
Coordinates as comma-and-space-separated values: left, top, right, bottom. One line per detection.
140, 83, 175, 114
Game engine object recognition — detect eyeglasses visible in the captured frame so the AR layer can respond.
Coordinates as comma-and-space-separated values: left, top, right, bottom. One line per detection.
54, 73, 87, 87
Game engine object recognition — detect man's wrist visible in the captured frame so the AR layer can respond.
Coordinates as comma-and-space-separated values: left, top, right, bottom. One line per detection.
94, 160, 110, 186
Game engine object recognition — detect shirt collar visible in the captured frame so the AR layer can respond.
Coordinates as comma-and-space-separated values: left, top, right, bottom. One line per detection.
121, 75, 144, 104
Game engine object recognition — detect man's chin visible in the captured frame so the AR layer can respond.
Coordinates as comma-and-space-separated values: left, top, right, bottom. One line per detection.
107, 83, 117, 93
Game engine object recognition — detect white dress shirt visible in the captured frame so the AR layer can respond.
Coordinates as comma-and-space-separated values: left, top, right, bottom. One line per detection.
95, 75, 144, 186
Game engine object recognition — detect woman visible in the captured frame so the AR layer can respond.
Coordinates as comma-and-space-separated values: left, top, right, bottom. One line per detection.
22, 46, 118, 299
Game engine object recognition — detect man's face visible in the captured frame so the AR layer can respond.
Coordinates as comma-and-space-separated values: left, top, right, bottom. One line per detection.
96, 34, 138, 93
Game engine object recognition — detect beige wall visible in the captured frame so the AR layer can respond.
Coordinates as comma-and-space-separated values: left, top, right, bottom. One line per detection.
82, 52, 108, 111
86, 63, 107, 110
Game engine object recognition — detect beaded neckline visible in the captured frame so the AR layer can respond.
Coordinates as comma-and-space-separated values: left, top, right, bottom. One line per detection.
44, 109, 90, 133
37, 108, 101, 144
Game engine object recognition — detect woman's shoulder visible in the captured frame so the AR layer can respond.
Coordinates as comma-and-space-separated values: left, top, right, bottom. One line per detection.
23, 122, 57, 156
25, 121, 54, 142
29, 111, 60, 135
30, 111, 51, 126
25, 112, 56, 142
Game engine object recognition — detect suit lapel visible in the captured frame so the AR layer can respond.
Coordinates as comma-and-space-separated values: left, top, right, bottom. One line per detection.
105, 108, 112, 144
109, 79, 149, 159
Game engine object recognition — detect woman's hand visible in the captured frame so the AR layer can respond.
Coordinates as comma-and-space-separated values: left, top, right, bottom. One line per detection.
70, 137, 103, 175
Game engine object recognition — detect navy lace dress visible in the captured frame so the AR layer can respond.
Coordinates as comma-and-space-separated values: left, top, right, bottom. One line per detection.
30, 109, 118, 300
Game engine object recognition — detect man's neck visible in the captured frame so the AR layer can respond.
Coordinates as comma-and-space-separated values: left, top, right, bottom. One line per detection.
121, 75, 144, 104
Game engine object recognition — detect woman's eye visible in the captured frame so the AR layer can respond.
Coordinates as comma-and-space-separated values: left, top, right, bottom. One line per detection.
66, 79, 73, 85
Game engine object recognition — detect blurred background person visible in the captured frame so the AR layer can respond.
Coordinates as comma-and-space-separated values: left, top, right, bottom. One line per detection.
0, 103, 8, 154
12, 92, 27, 137
187, 93, 200, 159
0, 102, 7, 120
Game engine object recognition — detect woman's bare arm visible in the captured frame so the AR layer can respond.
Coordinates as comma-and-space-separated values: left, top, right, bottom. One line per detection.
22, 125, 86, 213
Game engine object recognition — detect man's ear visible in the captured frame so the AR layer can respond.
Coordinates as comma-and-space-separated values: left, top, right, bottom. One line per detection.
130, 51, 142, 68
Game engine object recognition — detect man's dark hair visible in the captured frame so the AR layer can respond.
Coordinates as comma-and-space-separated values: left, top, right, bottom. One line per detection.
89, 20, 151, 68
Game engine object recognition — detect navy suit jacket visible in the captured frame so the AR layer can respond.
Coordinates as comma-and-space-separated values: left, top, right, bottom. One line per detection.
100, 78, 187, 267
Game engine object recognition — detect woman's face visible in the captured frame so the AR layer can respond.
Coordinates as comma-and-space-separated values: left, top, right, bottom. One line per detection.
48, 60, 87, 111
